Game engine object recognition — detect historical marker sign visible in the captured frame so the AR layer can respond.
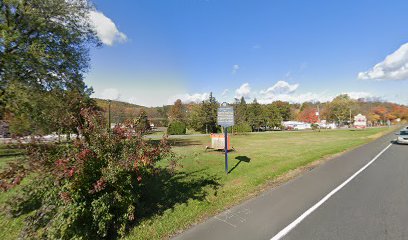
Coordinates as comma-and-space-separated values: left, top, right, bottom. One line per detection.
217, 105, 234, 127
217, 103, 234, 174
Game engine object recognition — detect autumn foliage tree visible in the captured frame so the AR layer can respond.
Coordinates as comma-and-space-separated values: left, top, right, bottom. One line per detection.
169, 99, 185, 123
298, 107, 319, 123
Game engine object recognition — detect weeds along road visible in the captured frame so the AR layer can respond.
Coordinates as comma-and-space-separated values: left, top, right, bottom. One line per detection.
173, 129, 407, 240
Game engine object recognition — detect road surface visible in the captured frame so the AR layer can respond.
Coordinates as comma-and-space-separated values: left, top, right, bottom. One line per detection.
173, 129, 408, 240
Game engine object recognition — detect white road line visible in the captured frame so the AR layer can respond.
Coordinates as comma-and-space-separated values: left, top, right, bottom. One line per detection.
270, 143, 393, 240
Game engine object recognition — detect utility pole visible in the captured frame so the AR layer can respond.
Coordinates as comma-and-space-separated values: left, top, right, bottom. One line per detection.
108, 100, 112, 135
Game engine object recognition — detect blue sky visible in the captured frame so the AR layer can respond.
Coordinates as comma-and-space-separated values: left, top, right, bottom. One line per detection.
85, 0, 408, 106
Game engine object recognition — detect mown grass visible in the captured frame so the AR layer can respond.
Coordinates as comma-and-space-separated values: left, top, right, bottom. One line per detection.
0, 127, 396, 240
124, 127, 396, 240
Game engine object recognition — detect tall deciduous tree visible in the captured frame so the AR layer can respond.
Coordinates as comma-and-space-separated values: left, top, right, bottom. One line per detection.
326, 94, 354, 124
169, 99, 185, 123
264, 104, 283, 128
0, 0, 100, 134
272, 101, 291, 121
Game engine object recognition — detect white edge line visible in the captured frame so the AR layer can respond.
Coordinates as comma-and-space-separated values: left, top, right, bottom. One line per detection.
270, 143, 393, 240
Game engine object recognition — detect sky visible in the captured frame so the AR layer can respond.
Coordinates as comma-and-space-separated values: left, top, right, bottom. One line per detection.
85, 0, 408, 107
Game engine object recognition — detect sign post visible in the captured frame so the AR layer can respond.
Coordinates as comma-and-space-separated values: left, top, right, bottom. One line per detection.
217, 102, 234, 174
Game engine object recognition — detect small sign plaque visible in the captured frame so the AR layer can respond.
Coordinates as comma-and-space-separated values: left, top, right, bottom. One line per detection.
217, 106, 234, 127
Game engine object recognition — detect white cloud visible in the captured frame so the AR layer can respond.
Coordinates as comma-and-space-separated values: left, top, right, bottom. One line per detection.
232, 64, 240, 74
343, 91, 373, 100
168, 93, 210, 104
222, 89, 229, 97
259, 80, 299, 96
257, 81, 373, 104
99, 88, 120, 100
358, 42, 408, 80
252, 44, 261, 49
257, 91, 332, 104
89, 10, 127, 46
235, 83, 251, 99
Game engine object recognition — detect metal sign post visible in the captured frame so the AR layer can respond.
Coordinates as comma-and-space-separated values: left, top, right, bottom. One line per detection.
224, 126, 228, 173
217, 102, 234, 174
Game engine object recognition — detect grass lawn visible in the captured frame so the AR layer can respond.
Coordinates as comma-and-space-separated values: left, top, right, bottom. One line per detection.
124, 127, 396, 240
0, 127, 397, 239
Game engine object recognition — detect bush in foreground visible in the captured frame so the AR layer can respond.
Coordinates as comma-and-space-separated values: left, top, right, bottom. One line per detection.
0, 108, 174, 239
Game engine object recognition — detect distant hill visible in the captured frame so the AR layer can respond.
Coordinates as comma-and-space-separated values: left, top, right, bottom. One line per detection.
94, 98, 170, 126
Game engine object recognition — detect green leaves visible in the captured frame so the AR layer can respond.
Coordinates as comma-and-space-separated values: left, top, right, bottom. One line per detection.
0, 0, 99, 135
2, 108, 174, 239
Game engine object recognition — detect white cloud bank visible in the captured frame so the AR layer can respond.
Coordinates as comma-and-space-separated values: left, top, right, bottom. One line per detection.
358, 42, 408, 81
235, 83, 251, 99
259, 80, 299, 96
256, 81, 372, 104
89, 10, 127, 46
168, 93, 210, 104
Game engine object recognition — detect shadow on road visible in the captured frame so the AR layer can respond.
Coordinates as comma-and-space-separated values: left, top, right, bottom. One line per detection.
228, 156, 251, 174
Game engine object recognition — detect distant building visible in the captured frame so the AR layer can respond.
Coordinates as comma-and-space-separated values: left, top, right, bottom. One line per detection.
354, 114, 367, 129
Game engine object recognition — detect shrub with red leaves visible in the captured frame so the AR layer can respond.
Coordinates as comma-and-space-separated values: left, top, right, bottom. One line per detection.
0, 108, 174, 239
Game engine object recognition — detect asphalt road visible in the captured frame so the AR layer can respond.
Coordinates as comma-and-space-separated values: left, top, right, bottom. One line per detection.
173, 129, 408, 240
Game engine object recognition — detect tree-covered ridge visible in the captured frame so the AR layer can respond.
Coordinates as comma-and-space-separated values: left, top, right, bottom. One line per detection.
94, 98, 170, 127
164, 94, 408, 134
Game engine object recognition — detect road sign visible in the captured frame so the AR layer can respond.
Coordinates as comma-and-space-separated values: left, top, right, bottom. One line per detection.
217, 105, 234, 127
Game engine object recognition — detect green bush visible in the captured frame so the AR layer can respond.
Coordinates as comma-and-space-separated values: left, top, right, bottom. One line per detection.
1, 108, 173, 239
167, 121, 186, 135
311, 123, 319, 130
232, 123, 252, 133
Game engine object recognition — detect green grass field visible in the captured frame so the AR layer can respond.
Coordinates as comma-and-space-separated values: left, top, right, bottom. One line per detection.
0, 127, 396, 240
125, 127, 396, 240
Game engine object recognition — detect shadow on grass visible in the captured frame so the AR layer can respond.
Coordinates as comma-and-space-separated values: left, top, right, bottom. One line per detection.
228, 156, 251, 174
136, 168, 221, 224
149, 138, 203, 147
7, 168, 221, 240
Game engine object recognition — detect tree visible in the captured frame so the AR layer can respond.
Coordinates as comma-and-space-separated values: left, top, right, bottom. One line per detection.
272, 101, 292, 121
326, 94, 354, 124
169, 99, 185, 123
234, 96, 248, 125
188, 93, 218, 133
372, 106, 388, 122
247, 99, 263, 131
0, 0, 99, 134
298, 107, 319, 123
264, 104, 283, 128
134, 109, 150, 134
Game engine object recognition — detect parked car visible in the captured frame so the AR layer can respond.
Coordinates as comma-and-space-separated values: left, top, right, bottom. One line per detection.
396, 130, 408, 144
